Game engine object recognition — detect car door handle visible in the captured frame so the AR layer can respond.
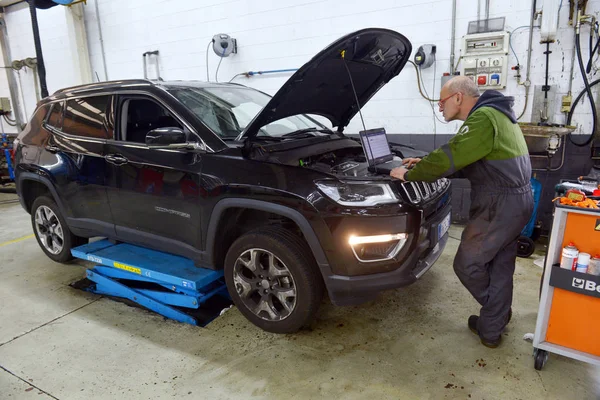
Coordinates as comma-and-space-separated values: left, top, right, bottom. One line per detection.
105, 154, 129, 165
45, 145, 60, 153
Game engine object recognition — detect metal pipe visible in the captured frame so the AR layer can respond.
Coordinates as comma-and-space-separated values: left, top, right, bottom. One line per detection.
0, 17, 23, 131
478, 0, 481, 22
450, 0, 457, 74
567, 23, 578, 93
541, 42, 551, 122
524, 0, 537, 91
32, 66, 41, 102
16, 71, 27, 120
486, 0, 490, 20
565, 3, 580, 124
26, 0, 48, 98
94, 0, 108, 81
517, 0, 537, 120
143, 54, 147, 79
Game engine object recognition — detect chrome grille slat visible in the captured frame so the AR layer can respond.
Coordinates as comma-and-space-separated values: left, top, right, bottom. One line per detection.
401, 178, 448, 204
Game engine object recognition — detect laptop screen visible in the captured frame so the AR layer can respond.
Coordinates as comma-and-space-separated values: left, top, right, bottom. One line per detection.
359, 128, 393, 166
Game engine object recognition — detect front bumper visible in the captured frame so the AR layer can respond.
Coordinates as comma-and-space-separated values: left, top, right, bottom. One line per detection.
321, 202, 452, 306
323, 232, 449, 306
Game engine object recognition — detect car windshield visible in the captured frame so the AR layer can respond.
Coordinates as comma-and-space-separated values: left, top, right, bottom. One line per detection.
168, 86, 330, 139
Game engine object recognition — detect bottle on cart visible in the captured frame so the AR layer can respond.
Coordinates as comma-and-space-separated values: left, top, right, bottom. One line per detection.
576, 253, 591, 273
588, 255, 600, 276
561, 242, 579, 270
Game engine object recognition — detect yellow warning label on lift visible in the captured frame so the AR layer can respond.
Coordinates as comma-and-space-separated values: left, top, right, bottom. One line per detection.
596, 219, 600, 232
113, 262, 141, 275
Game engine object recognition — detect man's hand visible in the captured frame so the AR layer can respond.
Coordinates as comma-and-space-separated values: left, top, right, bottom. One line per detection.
390, 166, 409, 181
402, 158, 421, 168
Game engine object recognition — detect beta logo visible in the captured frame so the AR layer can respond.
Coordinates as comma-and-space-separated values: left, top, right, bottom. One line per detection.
572, 277, 600, 293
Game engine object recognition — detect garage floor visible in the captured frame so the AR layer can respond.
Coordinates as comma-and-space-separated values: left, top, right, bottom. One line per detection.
1, 191, 599, 400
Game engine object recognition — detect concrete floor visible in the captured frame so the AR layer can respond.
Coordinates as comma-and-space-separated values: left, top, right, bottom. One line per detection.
1, 190, 599, 400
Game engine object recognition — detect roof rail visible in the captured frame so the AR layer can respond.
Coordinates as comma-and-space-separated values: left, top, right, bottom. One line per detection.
52, 79, 154, 95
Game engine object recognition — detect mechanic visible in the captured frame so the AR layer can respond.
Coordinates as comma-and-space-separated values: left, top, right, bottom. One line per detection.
390, 76, 534, 348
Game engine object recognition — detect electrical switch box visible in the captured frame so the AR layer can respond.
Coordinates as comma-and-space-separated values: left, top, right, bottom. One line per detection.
0, 98, 11, 113
460, 31, 509, 90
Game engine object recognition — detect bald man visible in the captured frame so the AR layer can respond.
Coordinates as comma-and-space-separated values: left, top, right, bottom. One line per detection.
391, 77, 533, 348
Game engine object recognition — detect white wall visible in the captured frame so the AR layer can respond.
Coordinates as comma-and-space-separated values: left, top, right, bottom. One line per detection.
2, 2, 85, 133
2, 0, 600, 137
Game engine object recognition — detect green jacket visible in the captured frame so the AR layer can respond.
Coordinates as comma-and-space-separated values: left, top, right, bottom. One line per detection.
405, 105, 531, 191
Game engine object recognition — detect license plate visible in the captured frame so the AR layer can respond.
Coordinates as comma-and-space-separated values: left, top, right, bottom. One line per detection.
437, 213, 451, 239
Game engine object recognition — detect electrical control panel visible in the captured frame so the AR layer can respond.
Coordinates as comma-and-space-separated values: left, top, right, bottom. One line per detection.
460, 31, 509, 90
0, 98, 11, 113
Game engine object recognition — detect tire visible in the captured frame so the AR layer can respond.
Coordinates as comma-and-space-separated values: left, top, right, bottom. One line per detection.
224, 226, 324, 334
517, 236, 535, 258
31, 196, 87, 263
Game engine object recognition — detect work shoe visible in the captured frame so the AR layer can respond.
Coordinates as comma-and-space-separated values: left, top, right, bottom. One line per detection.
468, 315, 502, 349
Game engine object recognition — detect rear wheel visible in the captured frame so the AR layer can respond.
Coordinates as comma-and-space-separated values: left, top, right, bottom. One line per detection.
31, 196, 86, 262
224, 227, 324, 333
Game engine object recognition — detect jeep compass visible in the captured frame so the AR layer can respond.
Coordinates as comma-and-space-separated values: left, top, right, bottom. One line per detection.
14, 28, 451, 333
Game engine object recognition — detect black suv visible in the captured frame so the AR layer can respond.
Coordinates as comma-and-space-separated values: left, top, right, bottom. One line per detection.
14, 29, 451, 333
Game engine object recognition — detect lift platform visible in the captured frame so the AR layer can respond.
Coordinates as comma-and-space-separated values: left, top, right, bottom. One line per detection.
71, 240, 231, 326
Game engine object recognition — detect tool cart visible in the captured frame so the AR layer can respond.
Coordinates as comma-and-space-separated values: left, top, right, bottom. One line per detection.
532, 199, 600, 370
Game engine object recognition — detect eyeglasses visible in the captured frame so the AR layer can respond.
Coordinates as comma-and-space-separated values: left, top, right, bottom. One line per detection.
438, 92, 460, 109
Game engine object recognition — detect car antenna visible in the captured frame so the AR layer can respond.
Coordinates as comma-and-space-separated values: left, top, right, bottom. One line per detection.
340, 49, 367, 133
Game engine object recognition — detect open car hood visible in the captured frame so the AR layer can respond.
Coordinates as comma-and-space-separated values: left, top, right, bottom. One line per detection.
241, 28, 412, 139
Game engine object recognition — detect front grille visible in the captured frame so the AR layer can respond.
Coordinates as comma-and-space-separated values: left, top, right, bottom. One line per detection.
401, 178, 449, 204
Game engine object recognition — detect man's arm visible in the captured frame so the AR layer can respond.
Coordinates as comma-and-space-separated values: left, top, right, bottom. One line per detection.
404, 110, 495, 182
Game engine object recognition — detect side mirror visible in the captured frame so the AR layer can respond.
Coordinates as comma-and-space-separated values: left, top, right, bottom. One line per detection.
145, 127, 186, 146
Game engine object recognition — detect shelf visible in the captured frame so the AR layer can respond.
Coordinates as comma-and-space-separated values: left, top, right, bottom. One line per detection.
550, 267, 600, 300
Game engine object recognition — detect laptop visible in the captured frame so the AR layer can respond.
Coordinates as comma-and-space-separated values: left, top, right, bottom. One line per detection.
358, 128, 404, 174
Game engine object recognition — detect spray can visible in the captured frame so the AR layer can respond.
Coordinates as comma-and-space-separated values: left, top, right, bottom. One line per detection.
576, 253, 591, 273
588, 255, 600, 276
560, 243, 579, 270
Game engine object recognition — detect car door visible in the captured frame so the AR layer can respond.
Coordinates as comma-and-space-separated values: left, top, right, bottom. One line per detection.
38, 95, 116, 237
104, 94, 204, 258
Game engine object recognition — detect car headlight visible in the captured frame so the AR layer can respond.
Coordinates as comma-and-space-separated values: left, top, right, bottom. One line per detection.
315, 181, 398, 207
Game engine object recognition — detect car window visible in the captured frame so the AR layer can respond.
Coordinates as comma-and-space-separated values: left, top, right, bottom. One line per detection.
62, 96, 112, 139
118, 98, 184, 144
20, 104, 51, 146
46, 101, 64, 130
168, 87, 329, 138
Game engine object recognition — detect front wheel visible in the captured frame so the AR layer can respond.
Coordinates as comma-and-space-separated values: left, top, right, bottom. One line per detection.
31, 196, 86, 262
224, 227, 324, 334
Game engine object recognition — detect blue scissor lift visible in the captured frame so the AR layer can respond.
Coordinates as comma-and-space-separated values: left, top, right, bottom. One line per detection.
71, 240, 231, 326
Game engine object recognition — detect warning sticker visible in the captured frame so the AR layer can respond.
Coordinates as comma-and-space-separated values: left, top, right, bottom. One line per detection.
113, 262, 141, 275
596, 219, 600, 232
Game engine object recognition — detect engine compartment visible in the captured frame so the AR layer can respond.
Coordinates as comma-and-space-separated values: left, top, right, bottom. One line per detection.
244, 135, 428, 179
298, 147, 368, 174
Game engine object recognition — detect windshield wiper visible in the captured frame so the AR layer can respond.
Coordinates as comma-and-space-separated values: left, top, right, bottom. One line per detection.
281, 128, 333, 138
249, 136, 285, 142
